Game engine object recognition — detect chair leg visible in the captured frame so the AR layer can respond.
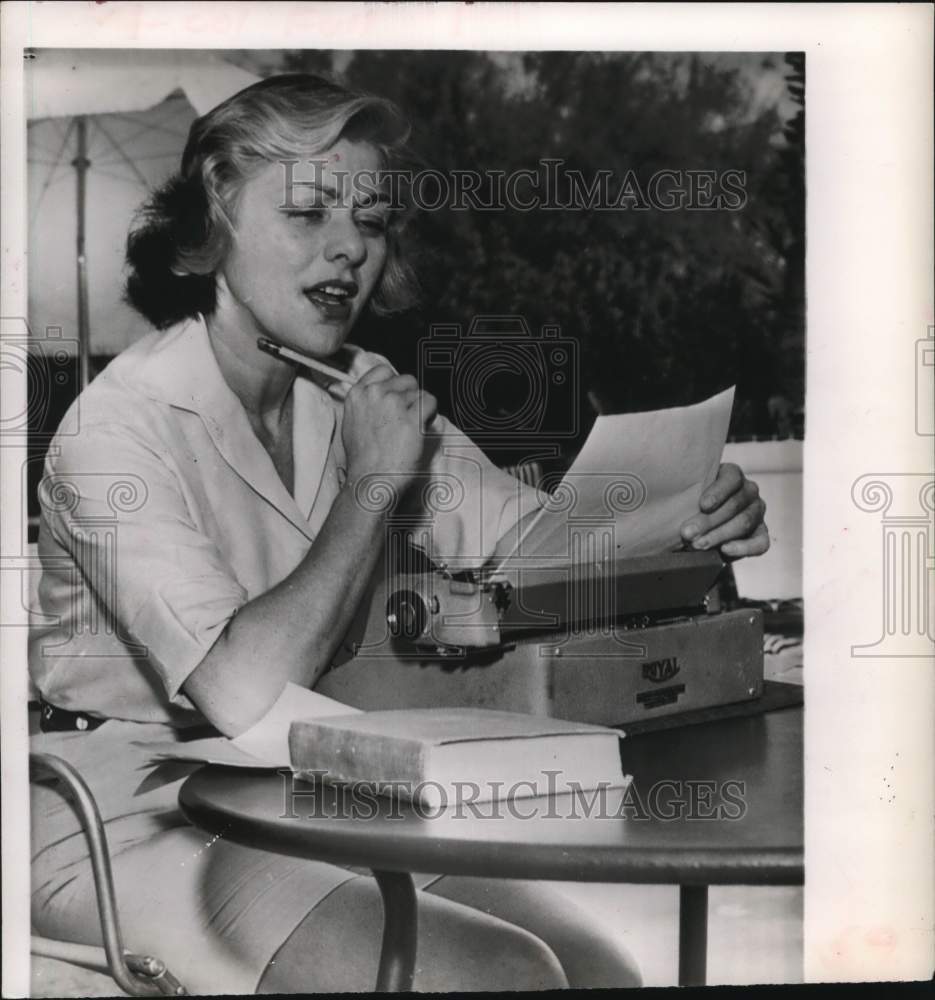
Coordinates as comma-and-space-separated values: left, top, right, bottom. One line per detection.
30, 753, 187, 996
31, 936, 186, 996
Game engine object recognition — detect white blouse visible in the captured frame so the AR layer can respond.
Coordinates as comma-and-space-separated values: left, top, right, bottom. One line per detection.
30, 315, 537, 724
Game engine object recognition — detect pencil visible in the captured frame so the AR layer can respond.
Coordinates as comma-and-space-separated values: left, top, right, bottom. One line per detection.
257, 337, 358, 388
257, 337, 441, 429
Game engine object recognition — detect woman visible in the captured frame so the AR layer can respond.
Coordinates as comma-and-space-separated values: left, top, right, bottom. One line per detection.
30, 74, 768, 994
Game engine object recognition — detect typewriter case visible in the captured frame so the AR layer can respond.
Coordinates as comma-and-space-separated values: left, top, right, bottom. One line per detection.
316, 550, 764, 727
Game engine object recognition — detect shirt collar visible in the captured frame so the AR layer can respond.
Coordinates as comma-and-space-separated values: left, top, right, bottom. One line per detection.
130, 315, 339, 541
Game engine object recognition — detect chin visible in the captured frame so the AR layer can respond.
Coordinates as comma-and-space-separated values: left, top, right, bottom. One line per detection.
296, 328, 350, 359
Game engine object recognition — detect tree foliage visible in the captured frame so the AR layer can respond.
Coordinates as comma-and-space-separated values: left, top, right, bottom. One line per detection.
285, 50, 805, 452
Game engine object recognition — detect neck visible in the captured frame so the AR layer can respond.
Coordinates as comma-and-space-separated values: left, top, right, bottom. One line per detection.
204, 306, 295, 426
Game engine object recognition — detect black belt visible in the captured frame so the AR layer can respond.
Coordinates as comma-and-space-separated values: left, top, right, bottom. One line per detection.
38, 699, 107, 733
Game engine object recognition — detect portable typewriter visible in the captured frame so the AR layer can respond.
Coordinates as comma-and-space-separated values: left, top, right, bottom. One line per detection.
317, 549, 764, 726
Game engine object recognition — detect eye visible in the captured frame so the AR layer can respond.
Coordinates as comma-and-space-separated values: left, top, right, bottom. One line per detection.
354, 214, 389, 236
284, 208, 328, 225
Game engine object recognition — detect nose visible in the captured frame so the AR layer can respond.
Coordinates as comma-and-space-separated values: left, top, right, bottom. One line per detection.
323, 211, 367, 267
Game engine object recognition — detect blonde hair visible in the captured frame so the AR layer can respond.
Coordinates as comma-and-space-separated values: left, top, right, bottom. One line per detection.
126, 74, 418, 328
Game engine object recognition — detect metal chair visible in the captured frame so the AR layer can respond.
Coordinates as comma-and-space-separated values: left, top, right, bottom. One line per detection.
30, 752, 187, 996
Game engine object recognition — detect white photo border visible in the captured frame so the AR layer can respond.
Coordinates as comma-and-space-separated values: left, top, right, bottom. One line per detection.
2, 2, 932, 992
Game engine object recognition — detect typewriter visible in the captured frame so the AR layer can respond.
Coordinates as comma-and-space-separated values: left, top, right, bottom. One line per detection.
317, 549, 764, 726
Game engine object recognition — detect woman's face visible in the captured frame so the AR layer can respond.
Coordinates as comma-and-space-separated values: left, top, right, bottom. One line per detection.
217, 137, 390, 358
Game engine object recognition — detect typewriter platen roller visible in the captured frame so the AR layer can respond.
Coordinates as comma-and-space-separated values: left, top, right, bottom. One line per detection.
317, 549, 764, 726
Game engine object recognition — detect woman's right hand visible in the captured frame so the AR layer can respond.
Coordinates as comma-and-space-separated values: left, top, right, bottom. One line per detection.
341, 364, 438, 487
188, 364, 438, 736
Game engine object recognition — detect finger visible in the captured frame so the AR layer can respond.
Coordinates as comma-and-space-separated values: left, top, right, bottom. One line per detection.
396, 388, 438, 424
381, 373, 420, 396
326, 380, 351, 401
681, 481, 760, 541
699, 463, 745, 513
720, 521, 771, 559
413, 390, 438, 426
391, 386, 423, 409
681, 479, 760, 541
363, 374, 419, 401
691, 497, 767, 550
354, 364, 397, 387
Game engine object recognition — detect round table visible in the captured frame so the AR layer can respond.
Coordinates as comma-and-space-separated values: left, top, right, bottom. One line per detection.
179, 706, 802, 989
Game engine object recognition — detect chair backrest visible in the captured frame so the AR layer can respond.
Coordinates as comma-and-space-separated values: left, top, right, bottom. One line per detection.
26, 541, 42, 701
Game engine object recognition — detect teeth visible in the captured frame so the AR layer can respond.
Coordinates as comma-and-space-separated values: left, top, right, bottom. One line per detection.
320, 285, 349, 297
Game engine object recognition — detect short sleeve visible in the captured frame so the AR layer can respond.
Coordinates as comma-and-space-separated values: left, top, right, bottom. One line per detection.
411, 416, 543, 570
41, 422, 248, 704
341, 345, 542, 569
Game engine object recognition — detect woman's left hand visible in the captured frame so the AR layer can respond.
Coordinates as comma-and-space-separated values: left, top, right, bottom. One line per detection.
679, 462, 770, 559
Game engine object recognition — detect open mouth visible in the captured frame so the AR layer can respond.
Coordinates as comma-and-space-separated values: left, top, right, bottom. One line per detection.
304, 279, 359, 316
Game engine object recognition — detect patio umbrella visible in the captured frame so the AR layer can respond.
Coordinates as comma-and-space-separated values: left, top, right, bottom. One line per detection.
26, 49, 261, 388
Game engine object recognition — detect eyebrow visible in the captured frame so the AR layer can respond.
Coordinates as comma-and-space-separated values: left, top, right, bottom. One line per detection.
284, 181, 392, 209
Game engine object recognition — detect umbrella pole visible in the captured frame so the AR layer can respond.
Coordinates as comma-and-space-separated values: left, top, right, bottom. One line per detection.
72, 115, 91, 389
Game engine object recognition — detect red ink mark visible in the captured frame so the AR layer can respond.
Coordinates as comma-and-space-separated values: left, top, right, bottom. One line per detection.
865, 927, 897, 949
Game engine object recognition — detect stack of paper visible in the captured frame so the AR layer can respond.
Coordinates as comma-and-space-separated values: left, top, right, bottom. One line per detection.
134, 683, 361, 770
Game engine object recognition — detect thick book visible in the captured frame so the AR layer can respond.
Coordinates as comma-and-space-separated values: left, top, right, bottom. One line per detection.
289, 708, 627, 809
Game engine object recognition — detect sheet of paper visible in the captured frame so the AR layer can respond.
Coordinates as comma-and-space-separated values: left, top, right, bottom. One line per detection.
232, 682, 362, 763
498, 386, 735, 568
133, 682, 361, 770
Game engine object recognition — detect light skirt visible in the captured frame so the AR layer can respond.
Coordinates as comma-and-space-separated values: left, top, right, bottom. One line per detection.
30, 721, 580, 994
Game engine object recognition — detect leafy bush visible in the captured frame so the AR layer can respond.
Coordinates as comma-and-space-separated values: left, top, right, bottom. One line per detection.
285, 50, 805, 456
